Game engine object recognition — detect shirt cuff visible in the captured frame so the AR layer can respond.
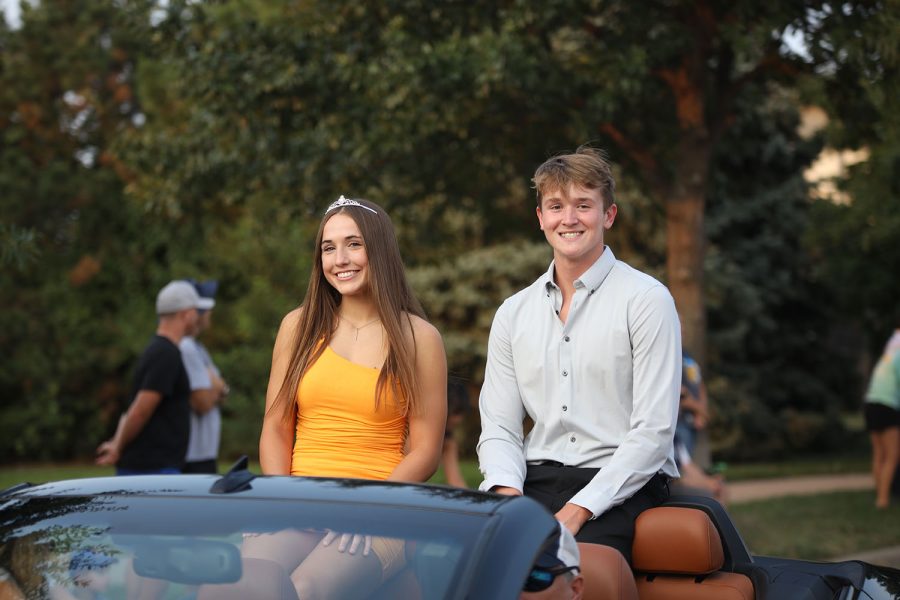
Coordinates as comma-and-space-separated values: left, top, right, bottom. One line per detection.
478, 470, 524, 494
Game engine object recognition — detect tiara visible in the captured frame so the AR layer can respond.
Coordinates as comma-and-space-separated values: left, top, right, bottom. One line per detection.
325, 195, 377, 215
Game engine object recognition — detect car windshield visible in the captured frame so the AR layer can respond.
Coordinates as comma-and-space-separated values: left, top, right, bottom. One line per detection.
0, 491, 489, 600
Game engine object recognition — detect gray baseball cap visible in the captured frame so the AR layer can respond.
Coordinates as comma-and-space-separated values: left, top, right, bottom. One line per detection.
156, 280, 214, 315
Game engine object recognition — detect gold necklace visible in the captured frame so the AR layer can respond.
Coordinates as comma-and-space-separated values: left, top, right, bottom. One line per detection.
341, 315, 381, 341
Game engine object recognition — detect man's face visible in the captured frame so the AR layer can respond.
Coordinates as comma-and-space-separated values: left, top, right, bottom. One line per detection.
181, 307, 200, 335
198, 310, 212, 332
536, 183, 616, 272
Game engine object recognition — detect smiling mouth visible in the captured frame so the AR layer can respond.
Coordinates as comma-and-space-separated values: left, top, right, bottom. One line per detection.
560, 232, 583, 239
336, 271, 358, 280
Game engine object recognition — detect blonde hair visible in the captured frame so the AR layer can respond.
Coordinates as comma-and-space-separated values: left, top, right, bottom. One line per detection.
532, 146, 616, 210
269, 198, 426, 424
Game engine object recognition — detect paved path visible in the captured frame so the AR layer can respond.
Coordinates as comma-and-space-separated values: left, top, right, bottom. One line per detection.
728, 473, 872, 504
725, 473, 900, 568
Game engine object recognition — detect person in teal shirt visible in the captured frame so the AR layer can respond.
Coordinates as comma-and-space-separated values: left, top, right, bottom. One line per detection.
864, 328, 900, 509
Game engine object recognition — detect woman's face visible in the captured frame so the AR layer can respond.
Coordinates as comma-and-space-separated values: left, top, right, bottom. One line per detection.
321, 212, 370, 297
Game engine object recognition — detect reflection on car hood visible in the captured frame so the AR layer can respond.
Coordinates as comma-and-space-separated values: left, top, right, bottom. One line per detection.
7, 474, 508, 514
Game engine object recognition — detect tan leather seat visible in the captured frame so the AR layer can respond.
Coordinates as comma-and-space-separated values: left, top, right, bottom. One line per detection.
632, 507, 754, 600
197, 557, 299, 600
578, 543, 639, 600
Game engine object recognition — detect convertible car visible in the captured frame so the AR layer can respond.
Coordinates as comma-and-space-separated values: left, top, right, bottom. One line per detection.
1, 459, 898, 599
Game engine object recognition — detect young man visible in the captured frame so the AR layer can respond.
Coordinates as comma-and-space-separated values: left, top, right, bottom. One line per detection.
96, 280, 213, 474
181, 279, 229, 474
477, 147, 681, 563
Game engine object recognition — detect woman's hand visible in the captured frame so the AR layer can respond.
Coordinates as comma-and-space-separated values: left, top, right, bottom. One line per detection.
320, 530, 373, 556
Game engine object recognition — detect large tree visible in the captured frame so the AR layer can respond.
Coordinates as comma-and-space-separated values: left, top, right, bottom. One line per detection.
806, 0, 899, 359
0, 0, 180, 460
122, 1, 888, 365
3, 0, 889, 462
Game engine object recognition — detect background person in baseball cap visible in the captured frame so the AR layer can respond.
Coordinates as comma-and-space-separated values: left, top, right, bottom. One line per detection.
521, 523, 583, 599
180, 279, 229, 474
96, 281, 211, 474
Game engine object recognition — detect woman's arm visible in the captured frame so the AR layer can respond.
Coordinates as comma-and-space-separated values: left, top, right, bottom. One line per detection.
259, 308, 302, 475
387, 318, 447, 483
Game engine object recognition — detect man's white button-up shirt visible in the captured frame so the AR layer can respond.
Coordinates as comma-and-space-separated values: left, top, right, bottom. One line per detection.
477, 247, 681, 518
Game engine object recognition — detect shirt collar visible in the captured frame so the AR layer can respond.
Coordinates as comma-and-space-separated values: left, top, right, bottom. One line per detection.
543, 246, 616, 293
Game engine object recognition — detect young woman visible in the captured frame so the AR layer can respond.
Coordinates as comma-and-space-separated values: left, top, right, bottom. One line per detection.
250, 196, 447, 598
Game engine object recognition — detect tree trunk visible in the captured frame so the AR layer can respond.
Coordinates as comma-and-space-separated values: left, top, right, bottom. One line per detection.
665, 139, 709, 366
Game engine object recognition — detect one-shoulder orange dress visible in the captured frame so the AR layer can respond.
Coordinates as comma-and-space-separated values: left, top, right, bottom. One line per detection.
290, 345, 407, 480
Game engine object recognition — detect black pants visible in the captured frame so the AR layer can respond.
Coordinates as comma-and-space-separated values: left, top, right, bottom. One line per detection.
524, 464, 669, 564
182, 459, 219, 474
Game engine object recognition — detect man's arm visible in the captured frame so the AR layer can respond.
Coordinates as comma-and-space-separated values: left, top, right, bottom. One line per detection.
96, 390, 163, 465
565, 285, 682, 528
477, 302, 528, 494
181, 339, 221, 415
188, 368, 227, 415
680, 391, 709, 428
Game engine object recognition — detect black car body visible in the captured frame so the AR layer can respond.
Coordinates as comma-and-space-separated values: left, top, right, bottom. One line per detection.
1, 464, 898, 599
0, 467, 558, 599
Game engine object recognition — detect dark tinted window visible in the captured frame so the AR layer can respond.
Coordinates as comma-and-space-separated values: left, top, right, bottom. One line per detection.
0, 495, 487, 599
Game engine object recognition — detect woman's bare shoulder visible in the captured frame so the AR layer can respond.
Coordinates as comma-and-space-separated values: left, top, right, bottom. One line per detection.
280, 306, 303, 329
406, 314, 442, 345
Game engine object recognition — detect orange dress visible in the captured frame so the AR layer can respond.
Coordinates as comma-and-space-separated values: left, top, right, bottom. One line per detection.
291, 345, 407, 479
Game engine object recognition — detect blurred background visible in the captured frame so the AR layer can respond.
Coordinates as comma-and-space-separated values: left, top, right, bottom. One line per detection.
1, 0, 897, 472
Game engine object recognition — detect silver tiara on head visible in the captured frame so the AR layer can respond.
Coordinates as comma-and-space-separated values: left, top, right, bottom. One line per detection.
325, 195, 377, 215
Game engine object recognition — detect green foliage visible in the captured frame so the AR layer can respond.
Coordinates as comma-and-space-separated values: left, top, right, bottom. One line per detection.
805, 1, 900, 354
704, 90, 858, 460
0, 0, 166, 460
2, 0, 896, 464
410, 241, 551, 381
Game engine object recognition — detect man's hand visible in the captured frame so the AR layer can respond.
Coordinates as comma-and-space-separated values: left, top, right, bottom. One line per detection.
490, 486, 523, 496
555, 503, 593, 536
211, 370, 229, 403
95, 440, 119, 466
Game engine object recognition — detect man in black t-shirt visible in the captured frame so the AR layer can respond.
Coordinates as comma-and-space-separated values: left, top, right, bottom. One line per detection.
97, 281, 213, 474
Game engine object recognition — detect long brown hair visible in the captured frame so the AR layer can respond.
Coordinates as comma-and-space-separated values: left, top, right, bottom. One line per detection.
269, 198, 426, 424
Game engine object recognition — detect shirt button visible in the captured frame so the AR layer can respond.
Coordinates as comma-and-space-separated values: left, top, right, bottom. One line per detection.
562, 405, 568, 411
562, 370, 568, 377
570, 436, 576, 442
564, 336, 570, 342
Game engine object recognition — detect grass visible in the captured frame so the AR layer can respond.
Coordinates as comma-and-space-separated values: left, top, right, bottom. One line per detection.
729, 490, 900, 560
4, 458, 893, 561
720, 454, 871, 482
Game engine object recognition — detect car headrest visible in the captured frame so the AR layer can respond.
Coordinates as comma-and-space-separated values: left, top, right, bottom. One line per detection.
578, 543, 639, 600
632, 507, 724, 574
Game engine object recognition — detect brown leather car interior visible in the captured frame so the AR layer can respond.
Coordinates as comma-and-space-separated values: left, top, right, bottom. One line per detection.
578, 542, 639, 600
631, 506, 754, 600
